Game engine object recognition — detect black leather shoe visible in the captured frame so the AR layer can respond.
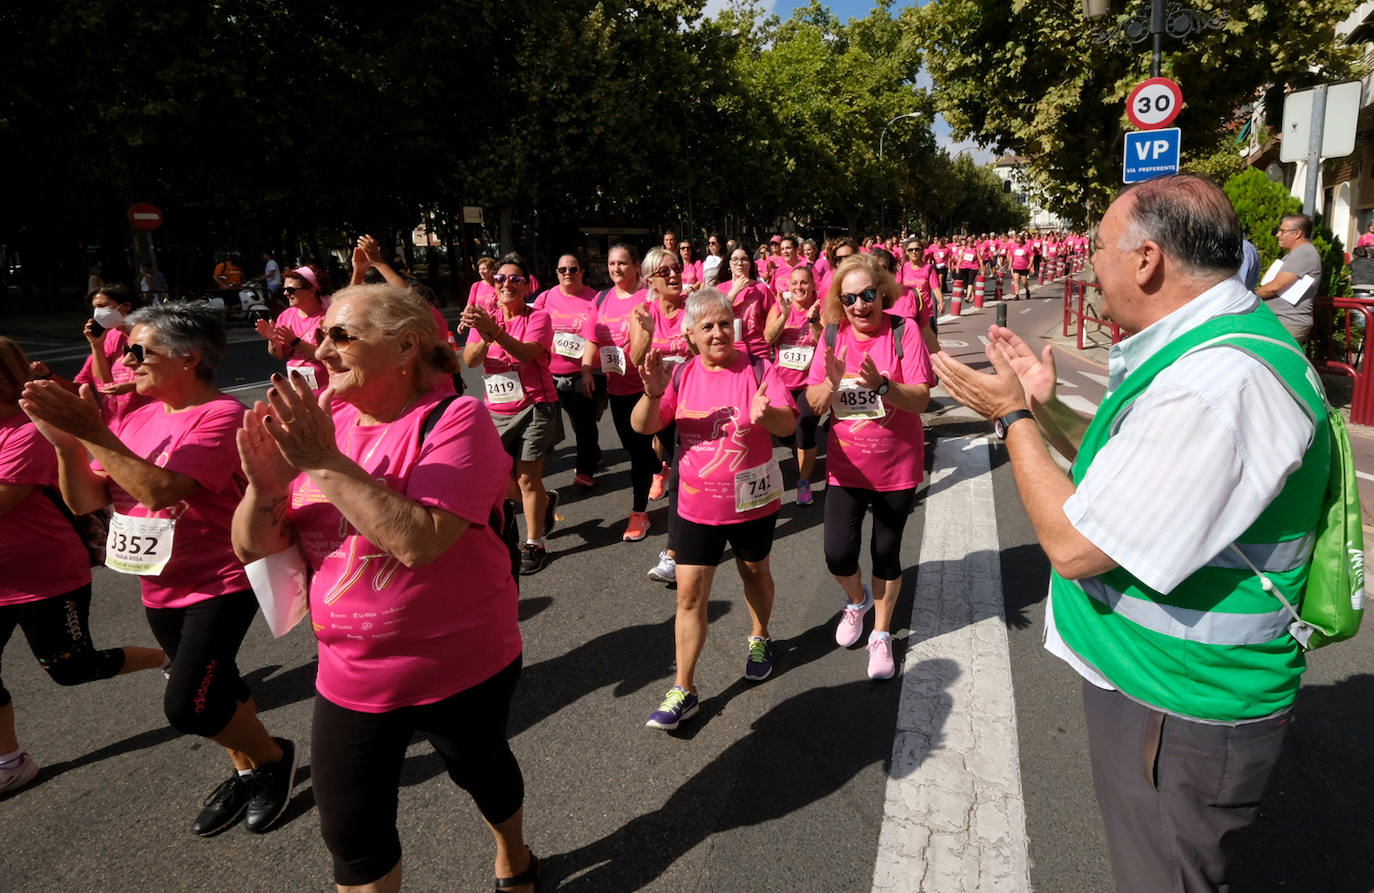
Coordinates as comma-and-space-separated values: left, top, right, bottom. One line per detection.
244, 738, 298, 834
191, 774, 250, 836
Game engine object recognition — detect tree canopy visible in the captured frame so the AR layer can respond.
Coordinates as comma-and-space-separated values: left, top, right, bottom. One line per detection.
915, 0, 1365, 225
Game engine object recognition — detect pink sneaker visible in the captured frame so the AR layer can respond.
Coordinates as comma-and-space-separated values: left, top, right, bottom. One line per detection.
834, 585, 873, 647
648, 463, 670, 501
867, 632, 895, 680
622, 511, 651, 542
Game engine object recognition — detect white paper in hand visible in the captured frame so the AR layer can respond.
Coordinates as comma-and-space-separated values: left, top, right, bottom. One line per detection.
245, 547, 310, 638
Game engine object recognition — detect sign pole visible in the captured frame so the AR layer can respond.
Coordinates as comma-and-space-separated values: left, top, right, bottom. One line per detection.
1303, 84, 1327, 215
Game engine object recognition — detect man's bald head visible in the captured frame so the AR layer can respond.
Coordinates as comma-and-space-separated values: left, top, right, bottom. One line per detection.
1116, 175, 1242, 281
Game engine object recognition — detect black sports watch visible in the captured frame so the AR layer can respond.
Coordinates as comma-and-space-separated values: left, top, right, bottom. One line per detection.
875, 376, 891, 396
994, 409, 1034, 440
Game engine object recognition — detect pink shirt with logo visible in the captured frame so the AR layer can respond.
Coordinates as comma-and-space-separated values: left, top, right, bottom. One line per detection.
532, 285, 599, 376
594, 287, 649, 397
957, 248, 981, 271
466, 308, 557, 414
773, 303, 822, 390
0, 413, 91, 605
806, 318, 935, 492
99, 396, 250, 609
768, 258, 809, 295
681, 260, 705, 286
74, 329, 151, 425
274, 304, 329, 388
657, 353, 797, 525
291, 391, 522, 712
468, 279, 498, 314
648, 299, 693, 364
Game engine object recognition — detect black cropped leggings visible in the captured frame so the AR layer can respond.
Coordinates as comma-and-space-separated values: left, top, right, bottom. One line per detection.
609, 391, 660, 513
144, 589, 256, 738
823, 485, 916, 581
0, 585, 125, 707
312, 655, 525, 886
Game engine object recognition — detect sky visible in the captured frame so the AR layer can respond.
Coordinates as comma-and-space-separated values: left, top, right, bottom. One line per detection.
700, 0, 997, 163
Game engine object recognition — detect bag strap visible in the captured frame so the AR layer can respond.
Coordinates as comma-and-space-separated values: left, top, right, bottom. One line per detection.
418, 395, 505, 533
596, 287, 613, 309
824, 319, 903, 360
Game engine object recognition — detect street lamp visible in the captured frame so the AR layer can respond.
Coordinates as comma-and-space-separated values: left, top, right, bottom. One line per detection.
879, 112, 920, 235
1085, 0, 1226, 78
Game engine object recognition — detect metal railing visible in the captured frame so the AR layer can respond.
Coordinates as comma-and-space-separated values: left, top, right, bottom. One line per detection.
1062, 278, 1122, 350
1312, 295, 1373, 424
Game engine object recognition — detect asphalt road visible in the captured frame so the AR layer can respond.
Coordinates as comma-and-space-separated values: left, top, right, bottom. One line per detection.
3, 286, 1373, 891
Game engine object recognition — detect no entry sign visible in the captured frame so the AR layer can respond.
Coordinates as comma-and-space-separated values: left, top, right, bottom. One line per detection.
1126, 77, 1183, 130
127, 203, 164, 231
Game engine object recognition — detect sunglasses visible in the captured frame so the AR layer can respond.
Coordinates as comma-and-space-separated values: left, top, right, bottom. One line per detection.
906, 248, 920, 253
281, 284, 313, 295
493, 274, 528, 285
315, 325, 363, 345
650, 263, 684, 279
122, 343, 167, 364
839, 288, 880, 307
556, 266, 580, 275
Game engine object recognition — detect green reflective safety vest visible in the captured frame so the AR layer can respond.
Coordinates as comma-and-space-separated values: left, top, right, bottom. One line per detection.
1051, 303, 1330, 722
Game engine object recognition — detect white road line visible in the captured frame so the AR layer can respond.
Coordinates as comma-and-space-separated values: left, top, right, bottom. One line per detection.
872, 436, 1030, 892
1078, 371, 1110, 389
1358, 470, 1374, 484
1055, 377, 1077, 389
1059, 394, 1098, 416
978, 335, 990, 347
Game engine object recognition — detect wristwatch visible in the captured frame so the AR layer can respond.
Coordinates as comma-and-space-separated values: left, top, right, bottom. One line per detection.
994, 409, 1034, 440
875, 376, 891, 396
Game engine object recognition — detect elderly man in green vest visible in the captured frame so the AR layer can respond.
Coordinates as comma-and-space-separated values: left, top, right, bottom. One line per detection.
932, 174, 1329, 893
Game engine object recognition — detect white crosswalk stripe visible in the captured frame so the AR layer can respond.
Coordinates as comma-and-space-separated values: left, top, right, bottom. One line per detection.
873, 436, 1031, 892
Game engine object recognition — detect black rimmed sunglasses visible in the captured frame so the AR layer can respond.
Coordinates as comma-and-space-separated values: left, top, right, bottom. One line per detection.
839, 288, 880, 307
122, 343, 168, 364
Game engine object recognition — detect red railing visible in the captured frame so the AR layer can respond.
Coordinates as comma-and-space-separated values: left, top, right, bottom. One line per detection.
1312, 295, 1374, 425
1062, 278, 1122, 350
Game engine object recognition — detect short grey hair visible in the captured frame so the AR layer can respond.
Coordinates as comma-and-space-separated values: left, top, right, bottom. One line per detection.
1117, 174, 1242, 278
125, 302, 227, 380
683, 287, 734, 330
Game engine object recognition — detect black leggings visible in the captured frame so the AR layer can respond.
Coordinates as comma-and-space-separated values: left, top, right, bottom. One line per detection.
823, 485, 917, 581
609, 391, 660, 513
0, 585, 125, 708
313, 655, 525, 886
144, 589, 257, 738
555, 374, 606, 476
780, 387, 823, 451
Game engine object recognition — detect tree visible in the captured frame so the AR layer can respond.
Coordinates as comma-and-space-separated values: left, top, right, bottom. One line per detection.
914, 0, 1365, 224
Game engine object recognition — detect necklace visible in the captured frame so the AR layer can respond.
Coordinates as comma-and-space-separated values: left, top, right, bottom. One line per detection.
347, 392, 422, 468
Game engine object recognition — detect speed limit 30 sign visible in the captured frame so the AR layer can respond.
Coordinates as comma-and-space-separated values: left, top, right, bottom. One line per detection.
1126, 77, 1183, 130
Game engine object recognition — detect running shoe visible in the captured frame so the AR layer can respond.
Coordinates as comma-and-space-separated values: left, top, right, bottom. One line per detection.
835, 585, 874, 648
0, 752, 39, 796
520, 543, 549, 575
867, 631, 896, 680
244, 737, 298, 834
573, 472, 595, 489
744, 636, 774, 682
796, 479, 813, 506
623, 511, 651, 542
191, 773, 251, 836
645, 686, 700, 730
646, 550, 676, 583
648, 463, 670, 501
543, 489, 560, 535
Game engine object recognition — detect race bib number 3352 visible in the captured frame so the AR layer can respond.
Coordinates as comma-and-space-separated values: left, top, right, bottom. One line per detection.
104, 512, 175, 575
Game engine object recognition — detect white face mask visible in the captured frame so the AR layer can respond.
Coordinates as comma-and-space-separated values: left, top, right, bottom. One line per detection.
92, 306, 124, 329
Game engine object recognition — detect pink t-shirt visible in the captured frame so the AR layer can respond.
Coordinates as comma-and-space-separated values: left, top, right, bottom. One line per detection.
957, 248, 981, 270
681, 260, 705, 286
648, 299, 693, 364
772, 303, 822, 390
594, 287, 648, 397
768, 258, 809, 295
806, 318, 935, 492
101, 396, 250, 609
468, 279, 498, 313
724, 281, 771, 358
888, 286, 934, 329
291, 392, 522, 712
274, 304, 329, 389
657, 354, 797, 525
1010, 244, 1032, 270
533, 285, 599, 376
0, 413, 90, 605
466, 308, 556, 414
74, 328, 150, 425
930, 247, 950, 266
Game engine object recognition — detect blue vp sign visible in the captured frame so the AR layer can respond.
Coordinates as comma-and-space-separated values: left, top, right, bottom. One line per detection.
1123, 128, 1180, 183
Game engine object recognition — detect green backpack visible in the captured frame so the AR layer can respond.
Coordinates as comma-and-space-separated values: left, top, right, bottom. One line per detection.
1225, 339, 1365, 650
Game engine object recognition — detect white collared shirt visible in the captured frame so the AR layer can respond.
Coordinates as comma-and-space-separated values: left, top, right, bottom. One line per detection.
1045, 277, 1318, 689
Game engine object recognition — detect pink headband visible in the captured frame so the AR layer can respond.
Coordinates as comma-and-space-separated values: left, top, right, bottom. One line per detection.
287, 266, 320, 290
